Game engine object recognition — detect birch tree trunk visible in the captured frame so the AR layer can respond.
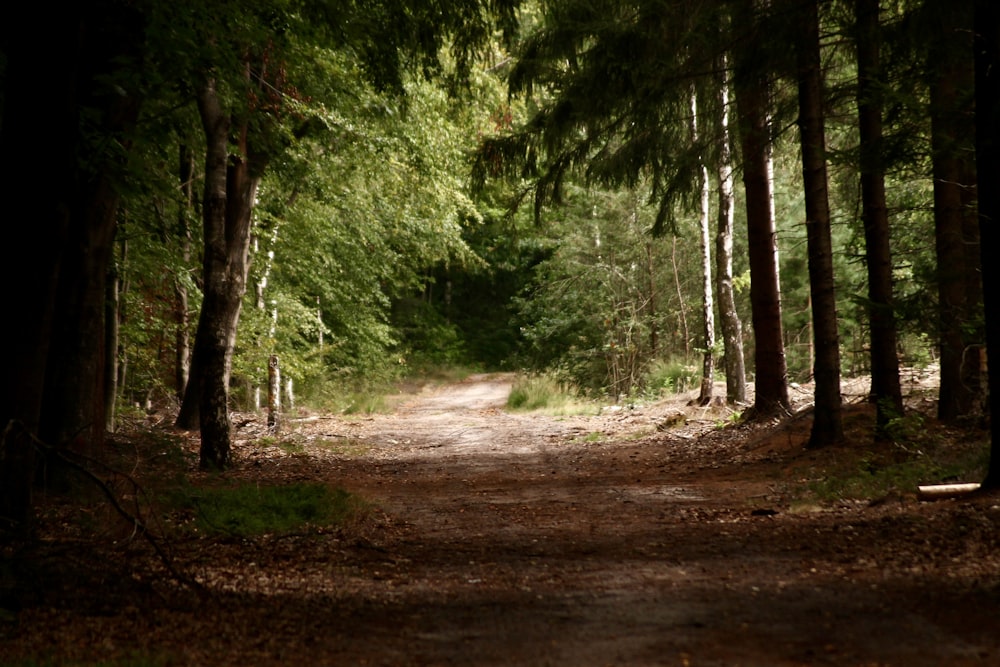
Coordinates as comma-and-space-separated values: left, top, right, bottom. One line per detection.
175, 144, 195, 402
692, 88, 716, 406
714, 53, 747, 405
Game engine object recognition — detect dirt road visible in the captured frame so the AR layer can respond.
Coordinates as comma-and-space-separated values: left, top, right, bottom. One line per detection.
251, 373, 1000, 666
4, 373, 1000, 666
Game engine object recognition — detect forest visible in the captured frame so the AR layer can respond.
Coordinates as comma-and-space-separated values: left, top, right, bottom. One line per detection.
1, 0, 1000, 663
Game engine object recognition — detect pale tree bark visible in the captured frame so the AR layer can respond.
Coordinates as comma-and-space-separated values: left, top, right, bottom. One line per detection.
732, 0, 790, 419
714, 51, 747, 405
857, 0, 904, 434
691, 87, 716, 406
795, 0, 843, 447
175, 144, 195, 402
671, 237, 691, 358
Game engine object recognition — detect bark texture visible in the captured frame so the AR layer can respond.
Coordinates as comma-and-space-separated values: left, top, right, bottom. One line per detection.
733, 0, 790, 418
796, 0, 843, 447
929, 0, 983, 423
857, 0, 904, 433
181, 77, 263, 470
714, 52, 747, 406
974, 0, 1000, 489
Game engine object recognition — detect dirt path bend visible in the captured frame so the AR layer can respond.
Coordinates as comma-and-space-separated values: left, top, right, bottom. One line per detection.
257, 373, 1000, 667
4, 374, 1000, 667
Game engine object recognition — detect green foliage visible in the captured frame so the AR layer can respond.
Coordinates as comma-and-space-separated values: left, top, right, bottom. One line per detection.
175, 482, 364, 538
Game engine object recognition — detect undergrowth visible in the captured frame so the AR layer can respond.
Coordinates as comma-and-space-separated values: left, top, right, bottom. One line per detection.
169, 481, 366, 538
793, 409, 990, 504
506, 373, 601, 415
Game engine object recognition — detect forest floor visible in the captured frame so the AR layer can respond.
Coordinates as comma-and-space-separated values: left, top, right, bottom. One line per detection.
2, 372, 1000, 666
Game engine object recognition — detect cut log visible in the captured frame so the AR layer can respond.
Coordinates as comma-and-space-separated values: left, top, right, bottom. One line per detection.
917, 482, 981, 500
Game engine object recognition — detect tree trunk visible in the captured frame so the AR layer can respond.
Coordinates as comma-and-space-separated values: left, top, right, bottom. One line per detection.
1, 3, 143, 529
0, 13, 76, 527
795, 0, 843, 447
104, 254, 120, 433
182, 76, 263, 470
692, 88, 716, 406
973, 0, 1000, 489
714, 52, 747, 406
175, 144, 195, 402
732, 0, 790, 419
930, 0, 983, 422
857, 0, 904, 434
671, 237, 691, 358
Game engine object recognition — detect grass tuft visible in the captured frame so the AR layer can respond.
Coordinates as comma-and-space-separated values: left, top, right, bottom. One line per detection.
506, 373, 599, 415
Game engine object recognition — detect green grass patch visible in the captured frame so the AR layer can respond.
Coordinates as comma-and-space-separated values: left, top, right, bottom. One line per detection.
175, 482, 366, 537
506, 373, 600, 415
796, 422, 990, 504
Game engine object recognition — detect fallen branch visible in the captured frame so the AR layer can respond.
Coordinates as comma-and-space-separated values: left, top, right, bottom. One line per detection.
917, 482, 981, 501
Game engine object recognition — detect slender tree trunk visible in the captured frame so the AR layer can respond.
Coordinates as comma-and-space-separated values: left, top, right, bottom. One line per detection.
795, 0, 843, 447
714, 52, 747, 405
691, 88, 716, 405
646, 241, 659, 356
929, 0, 983, 422
732, 0, 790, 419
671, 237, 691, 358
175, 145, 195, 402
973, 0, 1000, 489
857, 0, 904, 435
104, 254, 120, 433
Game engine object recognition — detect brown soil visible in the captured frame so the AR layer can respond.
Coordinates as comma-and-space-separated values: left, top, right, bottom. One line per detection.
3, 372, 1000, 666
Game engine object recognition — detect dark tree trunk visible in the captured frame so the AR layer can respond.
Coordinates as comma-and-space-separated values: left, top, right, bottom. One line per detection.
104, 254, 121, 433
40, 169, 129, 459
714, 52, 747, 406
795, 0, 843, 447
856, 0, 903, 434
930, 0, 983, 422
180, 77, 262, 470
0, 11, 77, 529
1, 2, 143, 529
732, 0, 790, 419
974, 0, 1000, 489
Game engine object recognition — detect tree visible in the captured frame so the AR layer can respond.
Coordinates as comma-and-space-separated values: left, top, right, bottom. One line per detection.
713, 50, 748, 406
180, 74, 265, 469
792, 0, 843, 447
692, 87, 717, 406
1, 1, 149, 529
855, 0, 904, 434
926, 0, 984, 423
973, 0, 1000, 489
732, 0, 791, 418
